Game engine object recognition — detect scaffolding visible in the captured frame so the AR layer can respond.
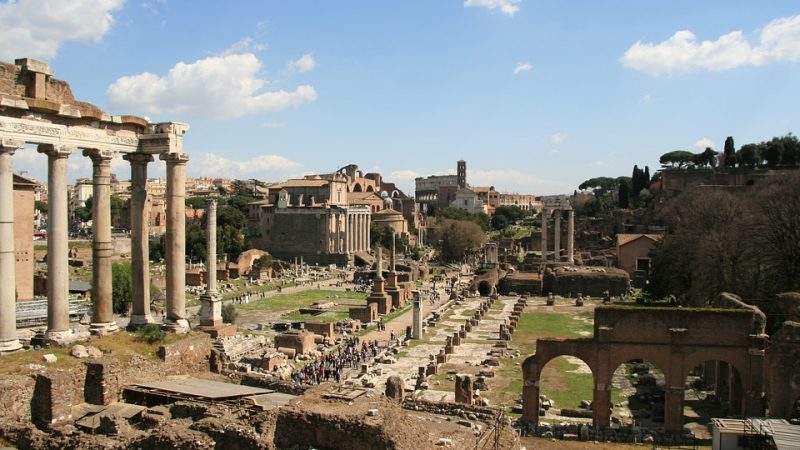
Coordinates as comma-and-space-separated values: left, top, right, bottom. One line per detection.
16, 299, 90, 328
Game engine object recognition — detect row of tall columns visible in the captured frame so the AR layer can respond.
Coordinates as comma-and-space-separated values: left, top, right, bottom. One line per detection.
540, 209, 575, 264
0, 140, 22, 352
343, 212, 370, 254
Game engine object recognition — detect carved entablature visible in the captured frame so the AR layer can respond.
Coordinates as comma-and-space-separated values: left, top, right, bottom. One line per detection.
0, 116, 141, 153
138, 122, 189, 155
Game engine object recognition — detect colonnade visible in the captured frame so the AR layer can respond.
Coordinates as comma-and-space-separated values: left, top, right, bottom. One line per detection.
346, 209, 371, 254
541, 208, 575, 264
0, 134, 190, 350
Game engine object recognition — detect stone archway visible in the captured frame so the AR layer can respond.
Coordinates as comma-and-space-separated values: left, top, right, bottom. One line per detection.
522, 300, 767, 432
353, 183, 362, 192
478, 281, 492, 296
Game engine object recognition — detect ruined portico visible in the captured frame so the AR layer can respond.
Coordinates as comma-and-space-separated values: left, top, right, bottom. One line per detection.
539, 195, 574, 264
0, 58, 191, 345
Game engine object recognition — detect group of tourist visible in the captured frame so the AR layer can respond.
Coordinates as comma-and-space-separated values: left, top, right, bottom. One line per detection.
291, 337, 381, 385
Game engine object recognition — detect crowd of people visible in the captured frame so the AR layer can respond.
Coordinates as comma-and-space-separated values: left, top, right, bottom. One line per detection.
291, 337, 381, 385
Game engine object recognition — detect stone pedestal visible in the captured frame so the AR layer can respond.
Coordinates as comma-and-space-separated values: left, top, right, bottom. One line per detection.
0, 141, 22, 352
366, 247, 391, 314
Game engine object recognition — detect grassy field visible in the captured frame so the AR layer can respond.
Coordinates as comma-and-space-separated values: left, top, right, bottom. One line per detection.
237, 289, 366, 312
488, 309, 598, 413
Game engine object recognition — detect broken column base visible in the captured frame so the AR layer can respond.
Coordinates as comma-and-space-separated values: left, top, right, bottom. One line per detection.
44, 329, 78, 346
89, 321, 119, 336
162, 319, 190, 334
0, 338, 22, 353
127, 313, 155, 330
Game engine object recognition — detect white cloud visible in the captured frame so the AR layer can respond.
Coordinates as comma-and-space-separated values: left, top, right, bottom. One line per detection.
693, 137, 715, 150
463, 0, 520, 17
621, 15, 800, 74
469, 169, 572, 195
550, 132, 568, 144
387, 169, 421, 195
513, 62, 532, 74
219, 37, 267, 56
0, 0, 124, 61
284, 53, 316, 74
642, 94, 652, 103
189, 152, 303, 180
106, 53, 318, 119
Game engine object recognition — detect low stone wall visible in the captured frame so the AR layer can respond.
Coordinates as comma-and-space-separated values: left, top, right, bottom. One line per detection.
157, 334, 213, 372
402, 398, 497, 422
237, 372, 311, 396
544, 268, 629, 297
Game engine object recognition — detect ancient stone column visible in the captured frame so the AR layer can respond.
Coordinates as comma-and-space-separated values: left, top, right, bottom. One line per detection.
335, 212, 342, 253
38, 144, 74, 343
567, 209, 575, 264
553, 210, 561, 261
124, 153, 154, 328
540, 209, 548, 262
366, 213, 371, 250
356, 214, 363, 252
161, 152, 190, 332
345, 213, 352, 254
412, 290, 422, 339
85, 149, 118, 335
0, 139, 23, 352
200, 199, 221, 328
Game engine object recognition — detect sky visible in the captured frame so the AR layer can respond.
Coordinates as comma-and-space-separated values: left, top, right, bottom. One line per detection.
2, 0, 799, 195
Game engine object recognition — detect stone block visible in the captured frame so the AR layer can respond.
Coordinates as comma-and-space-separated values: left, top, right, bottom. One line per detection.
385, 376, 405, 402
84, 359, 121, 406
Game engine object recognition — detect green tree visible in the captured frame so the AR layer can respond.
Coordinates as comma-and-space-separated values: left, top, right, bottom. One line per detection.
763, 140, 783, 167
35, 200, 48, 214
693, 148, 718, 167
111, 261, 132, 313
659, 150, 695, 168
430, 219, 486, 262
736, 144, 761, 167
723, 136, 736, 167
618, 180, 630, 209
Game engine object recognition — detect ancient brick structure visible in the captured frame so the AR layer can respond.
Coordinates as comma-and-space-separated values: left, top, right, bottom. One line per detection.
274, 330, 316, 355
521, 294, 767, 432
84, 359, 121, 406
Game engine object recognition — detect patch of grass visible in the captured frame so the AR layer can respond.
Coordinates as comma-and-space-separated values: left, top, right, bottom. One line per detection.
539, 356, 595, 410
514, 311, 593, 340
237, 289, 366, 312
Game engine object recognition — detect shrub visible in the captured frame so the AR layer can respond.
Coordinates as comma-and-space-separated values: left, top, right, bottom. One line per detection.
135, 324, 166, 344
222, 304, 238, 324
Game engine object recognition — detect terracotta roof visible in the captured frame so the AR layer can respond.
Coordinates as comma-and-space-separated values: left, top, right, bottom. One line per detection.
373, 208, 402, 217
347, 192, 382, 201
270, 179, 329, 188
617, 234, 662, 246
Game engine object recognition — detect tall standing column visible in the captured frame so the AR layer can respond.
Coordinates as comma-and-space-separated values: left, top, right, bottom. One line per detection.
366, 213, 371, 250
335, 212, 342, 253
355, 214, 362, 252
359, 214, 365, 252
38, 144, 74, 344
200, 199, 221, 329
85, 149, 118, 335
540, 209, 548, 263
553, 210, 561, 262
161, 152, 190, 332
345, 214, 352, 254
125, 153, 154, 327
567, 209, 575, 264
0, 139, 23, 352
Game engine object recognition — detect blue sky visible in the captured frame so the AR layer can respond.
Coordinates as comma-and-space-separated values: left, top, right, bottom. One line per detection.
2, 0, 799, 194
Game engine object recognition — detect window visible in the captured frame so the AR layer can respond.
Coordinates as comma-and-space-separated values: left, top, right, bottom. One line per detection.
636, 257, 650, 272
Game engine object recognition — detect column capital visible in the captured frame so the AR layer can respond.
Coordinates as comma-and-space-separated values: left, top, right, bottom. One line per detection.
82, 148, 116, 162
123, 152, 154, 164
37, 143, 74, 158
160, 152, 190, 165
0, 137, 24, 154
